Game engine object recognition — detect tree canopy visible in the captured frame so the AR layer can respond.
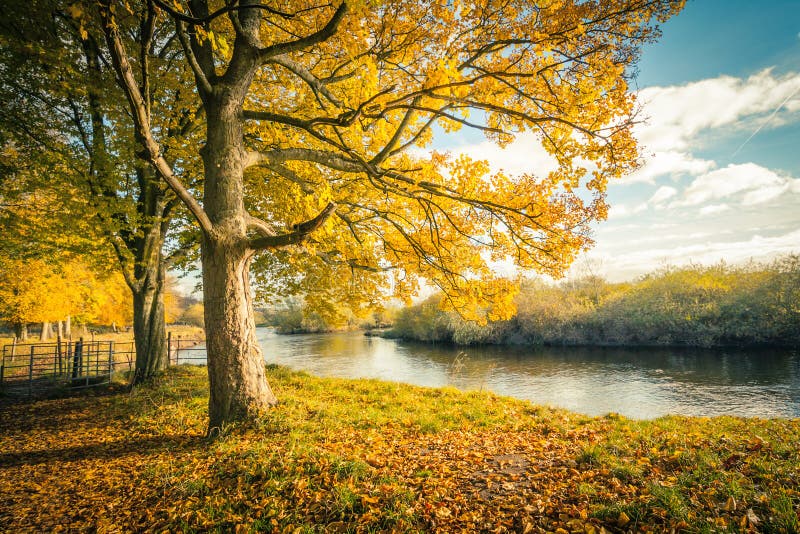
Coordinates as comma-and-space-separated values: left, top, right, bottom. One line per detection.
0, 0, 206, 380
9, 0, 684, 428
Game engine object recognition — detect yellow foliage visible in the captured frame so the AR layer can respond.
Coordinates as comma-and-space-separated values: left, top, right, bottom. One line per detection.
0, 255, 132, 328
225, 0, 684, 320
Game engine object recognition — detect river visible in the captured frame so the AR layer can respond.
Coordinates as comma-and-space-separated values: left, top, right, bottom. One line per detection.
179, 328, 800, 419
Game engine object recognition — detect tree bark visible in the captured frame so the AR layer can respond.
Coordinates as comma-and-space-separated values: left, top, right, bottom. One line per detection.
203, 237, 277, 432
131, 262, 168, 384
40, 321, 52, 341
14, 322, 28, 341
202, 99, 277, 433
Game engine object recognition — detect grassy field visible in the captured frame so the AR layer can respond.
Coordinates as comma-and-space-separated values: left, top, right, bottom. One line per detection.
0, 365, 798, 533
0, 325, 204, 349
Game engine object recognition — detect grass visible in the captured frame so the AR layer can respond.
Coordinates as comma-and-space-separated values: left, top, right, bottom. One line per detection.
0, 365, 798, 533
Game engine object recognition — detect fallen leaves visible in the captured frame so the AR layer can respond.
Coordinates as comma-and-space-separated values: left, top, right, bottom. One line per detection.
0, 366, 798, 533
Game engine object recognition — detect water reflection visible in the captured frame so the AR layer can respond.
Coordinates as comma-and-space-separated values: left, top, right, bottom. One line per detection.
194, 328, 800, 419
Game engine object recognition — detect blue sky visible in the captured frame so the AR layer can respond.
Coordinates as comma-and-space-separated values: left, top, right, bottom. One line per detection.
597, 0, 800, 279
434, 0, 800, 281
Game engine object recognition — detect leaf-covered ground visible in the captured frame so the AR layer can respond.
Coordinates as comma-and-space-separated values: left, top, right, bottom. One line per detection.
1, 365, 798, 533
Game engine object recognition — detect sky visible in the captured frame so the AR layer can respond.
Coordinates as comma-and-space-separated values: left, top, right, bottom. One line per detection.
432, 0, 800, 281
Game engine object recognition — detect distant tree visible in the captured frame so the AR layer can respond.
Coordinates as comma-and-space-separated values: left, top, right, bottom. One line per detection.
179, 303, 205, 328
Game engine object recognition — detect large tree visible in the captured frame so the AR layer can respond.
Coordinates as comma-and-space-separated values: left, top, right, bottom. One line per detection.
92, 0, 683, 431
0, 1, 202, 382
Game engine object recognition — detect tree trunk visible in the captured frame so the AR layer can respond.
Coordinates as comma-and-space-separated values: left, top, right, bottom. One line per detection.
40, 321, 53, 341
131, 262, 168, 384
14, 322, 28, 341
202, 99, 277, 433
65, 315, 71, 338
203, 238, 277, 432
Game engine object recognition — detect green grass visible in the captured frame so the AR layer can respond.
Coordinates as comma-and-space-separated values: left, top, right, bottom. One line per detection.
0, 364, 798, 533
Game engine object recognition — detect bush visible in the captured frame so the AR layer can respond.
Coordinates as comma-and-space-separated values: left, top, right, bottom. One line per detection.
388, 256, 800, 348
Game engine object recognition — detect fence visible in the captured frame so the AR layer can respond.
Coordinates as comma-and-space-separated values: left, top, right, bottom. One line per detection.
168, 332, 207, 366
0, 334, 206, 397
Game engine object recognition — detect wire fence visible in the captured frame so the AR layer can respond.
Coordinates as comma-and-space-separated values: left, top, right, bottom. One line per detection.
0, 333, 206, 398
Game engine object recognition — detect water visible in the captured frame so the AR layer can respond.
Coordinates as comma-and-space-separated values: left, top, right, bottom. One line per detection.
183, 328, 800, 419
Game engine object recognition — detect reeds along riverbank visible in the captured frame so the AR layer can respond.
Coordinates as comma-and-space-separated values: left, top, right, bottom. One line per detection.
1, 365, 798, 533
390, 256, 800, 348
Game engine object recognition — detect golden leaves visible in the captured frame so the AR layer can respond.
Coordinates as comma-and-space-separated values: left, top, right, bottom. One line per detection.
1, 366, 799, 532
219, 0, 689, 321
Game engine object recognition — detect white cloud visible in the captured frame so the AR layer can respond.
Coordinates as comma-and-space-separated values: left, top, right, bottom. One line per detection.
626, 150, 715, 184
676, 163, 800, 207
587, 228, 800, 281
648, 185, 678, 205
620, 71, 800, 184
447, 131, 558, 178
608, 202, 647, 219
699, 204, 731, 216
635, 69, 800, 153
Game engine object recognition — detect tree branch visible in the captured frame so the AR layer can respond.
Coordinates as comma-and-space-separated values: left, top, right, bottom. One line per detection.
258, 2, 347, 61
100, 2, 214, 237
175, 19, 214, 96
268, 56, 343, 108
250, 202, 336, 249
152, 0, 316, 25
246, 214, 277, 237
245, 147, 362, 173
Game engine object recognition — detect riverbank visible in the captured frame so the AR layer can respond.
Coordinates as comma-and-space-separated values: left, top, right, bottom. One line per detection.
1, 366, 798, 532
389, 258, 800, 349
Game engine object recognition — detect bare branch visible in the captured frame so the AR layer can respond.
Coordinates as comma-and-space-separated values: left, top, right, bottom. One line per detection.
250, 202, 336, 249
245, 148, 362, 173
268, 56, 343, 108
246, 214, 277, 237
258, 2, 347, 61
175, 20, 214, 96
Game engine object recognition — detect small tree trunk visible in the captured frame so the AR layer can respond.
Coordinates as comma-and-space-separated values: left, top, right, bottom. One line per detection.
65, 315, 71, 338
14, 323, 28, 341
40, 321, 53, 341
131, 263, 168, 384
203, 237, 277, 433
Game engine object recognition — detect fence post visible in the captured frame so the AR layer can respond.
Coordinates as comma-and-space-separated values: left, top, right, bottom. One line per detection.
10, 337, 16, 364
86, 340, 91, 387
57, 332, 63, 376
72, 338, 83, 381
28, 345, 35, 396
108, 341, 114, 380
167, 332, 172, 366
